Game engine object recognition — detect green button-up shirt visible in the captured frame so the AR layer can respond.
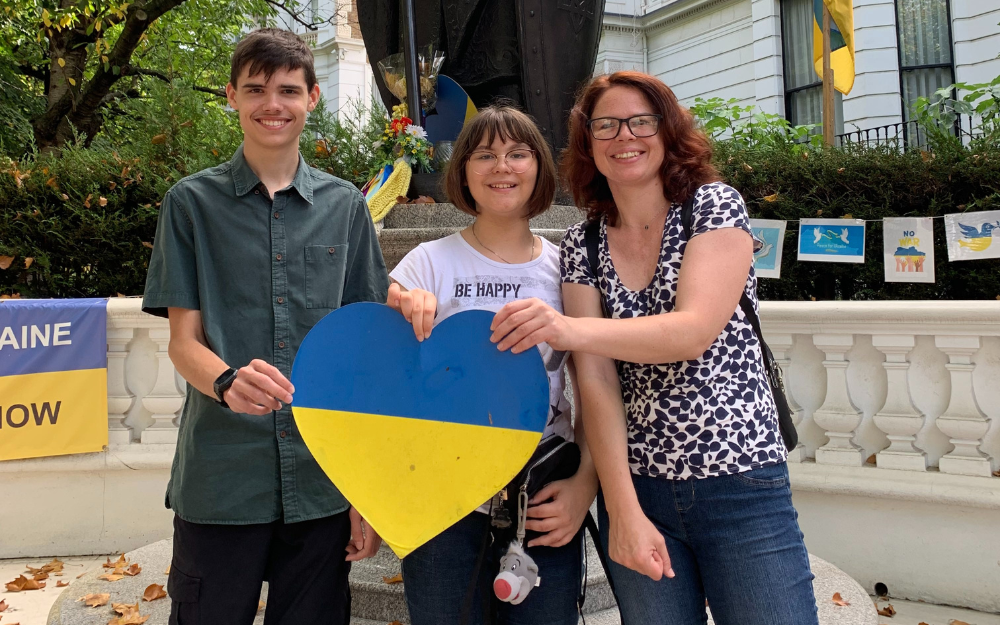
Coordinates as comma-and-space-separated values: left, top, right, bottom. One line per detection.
143, 145, 389, 524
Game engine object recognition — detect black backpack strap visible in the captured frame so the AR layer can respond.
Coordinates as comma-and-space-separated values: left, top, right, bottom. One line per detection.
458, 526, 493, 625
582, 510, 619, 612
680, 193, 696, 240
583, 220, 611, 319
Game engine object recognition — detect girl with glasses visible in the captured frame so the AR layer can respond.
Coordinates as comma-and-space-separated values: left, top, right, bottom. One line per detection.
489, 72, 819, 625
386, 105, 598, 625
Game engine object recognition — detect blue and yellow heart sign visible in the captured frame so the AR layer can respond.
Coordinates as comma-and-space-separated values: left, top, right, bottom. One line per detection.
291, 303, 548, 557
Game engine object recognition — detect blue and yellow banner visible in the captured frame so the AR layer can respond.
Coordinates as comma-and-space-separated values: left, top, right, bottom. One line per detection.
812, 0, 855, 94
0, 299, 108, 461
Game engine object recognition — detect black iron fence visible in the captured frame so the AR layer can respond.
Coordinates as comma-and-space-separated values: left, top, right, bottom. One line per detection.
835, 114, 982, 149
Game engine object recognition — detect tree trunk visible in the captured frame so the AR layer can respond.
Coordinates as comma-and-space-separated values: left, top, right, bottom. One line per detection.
32, 0, 188, 152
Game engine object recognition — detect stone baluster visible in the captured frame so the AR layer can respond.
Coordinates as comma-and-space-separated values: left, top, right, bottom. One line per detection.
766, 332, 805, 462
934, 336, 991, 477
872, 334, 926, 471
141, 328, 185, 444
812, 334, 864, 466
106, 328, 135, 445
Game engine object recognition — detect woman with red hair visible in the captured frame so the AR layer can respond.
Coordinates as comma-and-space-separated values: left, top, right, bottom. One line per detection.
490, 72, 818, 624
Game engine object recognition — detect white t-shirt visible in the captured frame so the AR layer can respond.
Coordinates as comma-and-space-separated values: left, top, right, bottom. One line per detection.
390, 232, 574, 446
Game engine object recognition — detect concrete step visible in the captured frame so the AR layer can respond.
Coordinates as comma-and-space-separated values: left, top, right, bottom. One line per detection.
378, 227, 566, 272
382, 203, 584, 230
48, 542, 877, 625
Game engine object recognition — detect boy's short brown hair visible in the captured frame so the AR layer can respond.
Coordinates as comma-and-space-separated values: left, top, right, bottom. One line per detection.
230, 28, 317, 91
444, 105, 556, 219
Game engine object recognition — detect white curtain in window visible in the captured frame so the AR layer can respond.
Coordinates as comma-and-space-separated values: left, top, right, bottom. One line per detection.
896, 0, 952, 66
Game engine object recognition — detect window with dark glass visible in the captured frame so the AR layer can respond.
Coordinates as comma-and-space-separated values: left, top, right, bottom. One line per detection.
780, 0, 844, 133
895, 0, 955, 120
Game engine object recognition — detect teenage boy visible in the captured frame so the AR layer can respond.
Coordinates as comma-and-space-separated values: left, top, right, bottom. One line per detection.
143, 28, 389, 625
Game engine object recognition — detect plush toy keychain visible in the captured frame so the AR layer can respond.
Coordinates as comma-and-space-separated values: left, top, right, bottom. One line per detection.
493, 487, 540, 604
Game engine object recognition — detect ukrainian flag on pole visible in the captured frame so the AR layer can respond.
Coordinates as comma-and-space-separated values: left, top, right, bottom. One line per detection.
812, 0, 855, 94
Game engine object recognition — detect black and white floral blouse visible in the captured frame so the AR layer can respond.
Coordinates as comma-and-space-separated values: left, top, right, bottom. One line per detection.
560, 182, 786, 480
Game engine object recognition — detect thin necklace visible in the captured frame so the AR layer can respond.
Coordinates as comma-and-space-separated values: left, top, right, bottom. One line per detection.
471, 223, 535, 264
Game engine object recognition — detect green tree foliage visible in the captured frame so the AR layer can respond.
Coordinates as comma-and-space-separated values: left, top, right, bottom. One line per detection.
0, 0, 339, 152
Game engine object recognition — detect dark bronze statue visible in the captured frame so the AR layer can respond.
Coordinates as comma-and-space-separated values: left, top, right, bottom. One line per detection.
358, 0, 606, 153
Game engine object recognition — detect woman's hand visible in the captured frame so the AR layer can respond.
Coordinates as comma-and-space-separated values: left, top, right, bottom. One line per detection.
386, 282, 437, 341
606, 505, 674, 581
490, 298, 576, 353
524, 470, 599, 548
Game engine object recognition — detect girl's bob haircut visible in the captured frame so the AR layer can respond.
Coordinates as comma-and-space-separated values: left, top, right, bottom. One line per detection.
444, 105, 557, 219
562, 71, 720, 225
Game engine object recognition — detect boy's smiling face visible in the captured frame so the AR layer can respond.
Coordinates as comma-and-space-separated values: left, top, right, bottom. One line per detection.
226, 66, 320, 153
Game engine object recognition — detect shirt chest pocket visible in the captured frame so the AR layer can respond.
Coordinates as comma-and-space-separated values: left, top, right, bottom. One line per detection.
304, 244, 349, 309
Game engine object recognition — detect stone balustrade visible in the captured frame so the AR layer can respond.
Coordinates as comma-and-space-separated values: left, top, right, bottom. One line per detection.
91, 298, 1000, 474
2, 297, 999, 611
758, 300, 1000, 476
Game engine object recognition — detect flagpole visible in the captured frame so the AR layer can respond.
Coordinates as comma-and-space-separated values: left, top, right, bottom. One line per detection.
822, 3, 835, 147
400, 0, 421, 123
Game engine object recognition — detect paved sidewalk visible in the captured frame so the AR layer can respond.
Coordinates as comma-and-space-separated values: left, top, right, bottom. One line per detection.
2, 554, 999, 625
0, 556, 108, 625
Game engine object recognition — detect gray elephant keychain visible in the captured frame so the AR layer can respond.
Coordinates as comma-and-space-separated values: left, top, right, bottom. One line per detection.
493, 486, 540, 604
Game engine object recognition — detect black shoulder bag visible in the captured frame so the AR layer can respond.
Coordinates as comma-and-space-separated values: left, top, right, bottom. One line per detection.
582, 198, 798, 452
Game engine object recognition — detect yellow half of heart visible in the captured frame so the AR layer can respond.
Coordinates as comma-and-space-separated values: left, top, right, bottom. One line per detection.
294, 407, 541, 558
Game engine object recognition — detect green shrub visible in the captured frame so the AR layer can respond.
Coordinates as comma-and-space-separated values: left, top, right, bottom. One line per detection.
718, 140, 1000, 301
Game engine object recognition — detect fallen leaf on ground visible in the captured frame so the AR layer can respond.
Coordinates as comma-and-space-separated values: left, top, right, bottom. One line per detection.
142, 584, 166, 602
78, 593, 111, 607
77, 572, 87, 579
763, 193, 779, 202
99, 196, 108, 207
993, 469, 1000, 477
866, 454, 877, 465
877, 603, 896, 616
124, 563, 141, 576
382, 573, 403, 584
0, 599, 7, 611
57, 580, 69, 587
141, 241, 154, 249
109, 602, 150, 625
949, 621, 971, 625
164, 565, 171, 575
5, 575, 45, 591
832, 592, 850, 606
104, 555, 127, 569
32, 571, 48, 581
412, 195, 436, 204
0, 256, 14, 270
98, 569, 125, 582
257, 601, 265, 612
27, 558, 63, 575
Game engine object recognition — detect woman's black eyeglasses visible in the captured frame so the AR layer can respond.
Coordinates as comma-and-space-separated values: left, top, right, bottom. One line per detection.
587, 115, 662, 140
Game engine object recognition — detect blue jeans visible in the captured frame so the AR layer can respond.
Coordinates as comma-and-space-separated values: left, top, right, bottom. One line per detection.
598, 462, 818, 625
401, 511, 583, 625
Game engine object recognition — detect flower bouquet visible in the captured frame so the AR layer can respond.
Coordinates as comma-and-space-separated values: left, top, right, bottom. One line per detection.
363, 104, 436, 222
372, 104, 434, 173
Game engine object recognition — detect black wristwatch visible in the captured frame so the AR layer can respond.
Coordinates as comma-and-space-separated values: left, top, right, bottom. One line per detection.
213, 367, 239, 407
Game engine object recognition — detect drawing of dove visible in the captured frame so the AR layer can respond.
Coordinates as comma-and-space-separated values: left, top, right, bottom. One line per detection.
957, 221, 998, 252
839, 228, 850, 244
754, 240, 774, 261
813, 227, 822, 244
